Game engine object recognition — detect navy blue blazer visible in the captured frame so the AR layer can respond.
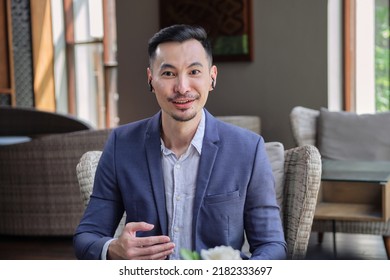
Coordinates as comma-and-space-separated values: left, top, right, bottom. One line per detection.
74, 110, 287, 259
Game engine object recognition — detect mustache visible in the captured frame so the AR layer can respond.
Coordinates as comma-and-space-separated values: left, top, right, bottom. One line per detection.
167, 93, 200, 102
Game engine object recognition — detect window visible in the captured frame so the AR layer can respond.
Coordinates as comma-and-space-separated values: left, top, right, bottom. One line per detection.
0, 0, 118, 128
52, 0, 118, 128
375, 0, 390, 112
344, 0, 390, 113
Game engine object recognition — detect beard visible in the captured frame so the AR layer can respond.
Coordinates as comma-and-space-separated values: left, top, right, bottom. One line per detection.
170, 110, 198, 122
167, 93, 201, 122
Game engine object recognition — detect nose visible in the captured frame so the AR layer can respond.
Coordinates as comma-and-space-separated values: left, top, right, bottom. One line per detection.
174, 76, 190, 95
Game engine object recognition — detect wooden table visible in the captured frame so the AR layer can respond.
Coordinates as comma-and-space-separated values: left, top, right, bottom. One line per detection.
315, 160, 390, 222
0, 107, 92, 137
314, 159, 390, 256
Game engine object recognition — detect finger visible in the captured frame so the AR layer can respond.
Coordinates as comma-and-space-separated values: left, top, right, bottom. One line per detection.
125, 222, 154, 234
136, 250, 174, 260
135, 244, 175, 260
147, 248, 175, 260
136, 235, 171, 247
134, 241, 174, 256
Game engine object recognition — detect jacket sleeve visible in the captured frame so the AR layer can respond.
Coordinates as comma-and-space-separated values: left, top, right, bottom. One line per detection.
73, 130, 125, 260
244, 137, 287, 260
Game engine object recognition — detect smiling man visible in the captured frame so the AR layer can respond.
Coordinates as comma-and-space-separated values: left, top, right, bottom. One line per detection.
73, 24, 287, 260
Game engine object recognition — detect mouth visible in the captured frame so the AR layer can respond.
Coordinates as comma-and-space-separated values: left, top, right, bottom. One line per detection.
172, 99, 194, 105
169, 93, 199, 110
171, 98, 195, 110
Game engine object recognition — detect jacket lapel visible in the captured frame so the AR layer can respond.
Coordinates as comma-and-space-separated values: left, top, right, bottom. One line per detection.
144, 112, 168, 236
144, 110, 221, 242
192, 110, 220, 246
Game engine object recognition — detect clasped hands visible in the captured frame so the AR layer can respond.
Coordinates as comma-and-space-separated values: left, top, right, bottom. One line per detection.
107, 222, 175, 260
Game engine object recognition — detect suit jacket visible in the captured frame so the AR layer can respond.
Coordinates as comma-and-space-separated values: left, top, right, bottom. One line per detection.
74, 110, 287, 259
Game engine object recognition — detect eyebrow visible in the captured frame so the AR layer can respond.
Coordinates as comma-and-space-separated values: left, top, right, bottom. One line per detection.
159, 62, 204, 71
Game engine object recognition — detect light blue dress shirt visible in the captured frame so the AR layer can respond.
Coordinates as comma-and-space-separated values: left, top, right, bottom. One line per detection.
161, 110, 205, 259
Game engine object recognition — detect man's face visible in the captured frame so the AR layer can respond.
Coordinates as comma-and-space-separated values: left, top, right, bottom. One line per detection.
147, 39, 217, 123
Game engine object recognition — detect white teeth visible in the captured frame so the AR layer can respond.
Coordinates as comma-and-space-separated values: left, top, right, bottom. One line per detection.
174, 100, 191, 104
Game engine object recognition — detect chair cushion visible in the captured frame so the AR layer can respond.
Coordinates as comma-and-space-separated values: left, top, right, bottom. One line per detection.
264, 142, 285, 211
317, 108, 390, 160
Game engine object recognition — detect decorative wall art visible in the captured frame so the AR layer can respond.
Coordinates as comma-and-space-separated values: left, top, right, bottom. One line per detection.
159, 0, 253, 62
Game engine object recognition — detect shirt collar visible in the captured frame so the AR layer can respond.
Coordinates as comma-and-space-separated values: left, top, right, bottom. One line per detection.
160, 109, 205, 156
191, 109, 205, 154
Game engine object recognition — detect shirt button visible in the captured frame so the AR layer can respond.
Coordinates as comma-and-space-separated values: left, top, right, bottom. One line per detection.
176, 196, 181, 201
174, 227, 179, 233
175, 164, 181, 169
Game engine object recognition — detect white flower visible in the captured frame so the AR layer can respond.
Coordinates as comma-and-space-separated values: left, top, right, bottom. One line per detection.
200, 245, 242, 260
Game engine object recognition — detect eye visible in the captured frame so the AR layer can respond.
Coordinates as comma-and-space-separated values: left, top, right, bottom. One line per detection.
161, 71, 175, 77
189, 69, 201, 75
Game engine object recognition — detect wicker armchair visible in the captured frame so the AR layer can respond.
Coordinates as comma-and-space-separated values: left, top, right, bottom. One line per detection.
76, 143, 321, 259
0, 129, 111, 236
0, 114, 260, 237
290, 106, 390, 259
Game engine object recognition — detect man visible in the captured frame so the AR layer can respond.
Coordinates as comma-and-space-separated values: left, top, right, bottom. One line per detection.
74, 24, 287, 260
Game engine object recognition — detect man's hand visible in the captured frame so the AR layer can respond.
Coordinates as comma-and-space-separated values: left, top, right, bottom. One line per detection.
107, 222, 175, 260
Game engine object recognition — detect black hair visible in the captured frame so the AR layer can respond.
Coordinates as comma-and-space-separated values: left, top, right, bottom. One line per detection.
148, 24, 213, 65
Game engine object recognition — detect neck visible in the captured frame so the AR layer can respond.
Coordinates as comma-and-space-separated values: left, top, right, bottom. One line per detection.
161, 113, 202, 157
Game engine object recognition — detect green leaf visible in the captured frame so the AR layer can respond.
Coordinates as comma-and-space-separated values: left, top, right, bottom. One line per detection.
180, 248, 201, 260
180, 249, 195, 260
191, 251, 201, 260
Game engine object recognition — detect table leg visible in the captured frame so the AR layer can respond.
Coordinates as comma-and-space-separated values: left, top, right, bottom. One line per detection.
332, 220, 337, 259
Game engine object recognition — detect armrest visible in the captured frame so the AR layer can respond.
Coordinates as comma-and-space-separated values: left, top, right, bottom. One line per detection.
283, 145, 322, 259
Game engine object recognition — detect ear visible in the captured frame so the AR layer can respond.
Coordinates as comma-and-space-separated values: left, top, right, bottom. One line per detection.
210, 65, 218, 91
147, 68, 154, 92
147, 67, 152, 83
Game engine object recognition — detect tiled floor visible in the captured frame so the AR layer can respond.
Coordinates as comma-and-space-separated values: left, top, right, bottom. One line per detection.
0, 232, 388, 260
305, 232, 388, 260
0, 235, 76, 260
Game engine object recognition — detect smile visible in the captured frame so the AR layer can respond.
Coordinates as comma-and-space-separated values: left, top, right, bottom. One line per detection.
172, 99, 194, 104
